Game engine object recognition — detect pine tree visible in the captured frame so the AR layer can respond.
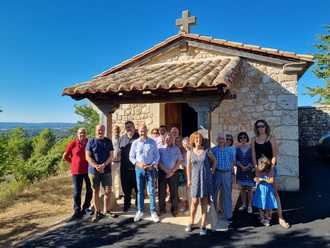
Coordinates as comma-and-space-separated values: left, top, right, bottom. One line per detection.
307, 25, 330, 104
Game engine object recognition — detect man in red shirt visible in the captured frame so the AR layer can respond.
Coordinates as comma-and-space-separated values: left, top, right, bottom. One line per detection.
63, 127, 92, 221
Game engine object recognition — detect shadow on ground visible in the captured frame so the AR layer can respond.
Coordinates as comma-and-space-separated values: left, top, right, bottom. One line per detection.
16, 147, 330, 247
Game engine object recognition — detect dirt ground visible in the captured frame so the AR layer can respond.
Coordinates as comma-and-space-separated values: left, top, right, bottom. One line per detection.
0, 173, 73, 247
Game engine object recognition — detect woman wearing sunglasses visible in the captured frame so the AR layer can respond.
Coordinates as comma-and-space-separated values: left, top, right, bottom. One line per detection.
251, 119, 290, 229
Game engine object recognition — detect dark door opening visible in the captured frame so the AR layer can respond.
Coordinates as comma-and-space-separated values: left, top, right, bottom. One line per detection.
165, 103, 197, 137
181, 103, 198, 137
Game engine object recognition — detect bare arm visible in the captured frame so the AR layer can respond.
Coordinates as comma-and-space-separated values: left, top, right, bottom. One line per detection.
207, 151, 217, 174
85, 150, 99, 169
251, 137, 257, 167
186, 151, 192, 186
270, 136, 278, 167
104, 150, 113, 167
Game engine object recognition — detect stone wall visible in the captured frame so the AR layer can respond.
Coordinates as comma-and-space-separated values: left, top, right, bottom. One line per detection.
112, 103, 160, 134
211, 59, 299, 191
298, 105, 330, 146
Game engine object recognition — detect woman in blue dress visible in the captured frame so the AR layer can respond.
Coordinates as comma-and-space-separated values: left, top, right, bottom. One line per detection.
185, 132, 216, 236
253, 156, 277, 226
236, 132, 255, 213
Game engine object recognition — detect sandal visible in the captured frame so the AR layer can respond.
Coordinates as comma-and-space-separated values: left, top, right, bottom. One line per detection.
279, 218, 290, 229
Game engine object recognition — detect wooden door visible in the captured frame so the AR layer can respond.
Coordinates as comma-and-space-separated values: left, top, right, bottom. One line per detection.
165, 103, 182, 133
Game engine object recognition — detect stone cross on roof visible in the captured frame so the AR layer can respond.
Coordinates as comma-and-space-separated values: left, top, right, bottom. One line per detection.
176, 10, 196, 34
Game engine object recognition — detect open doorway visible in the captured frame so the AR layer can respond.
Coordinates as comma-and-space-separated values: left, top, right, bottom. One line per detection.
165, 103, 198, 137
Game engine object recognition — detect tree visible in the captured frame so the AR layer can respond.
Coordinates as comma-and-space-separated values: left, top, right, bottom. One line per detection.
74, 104, 99, 136
7, 128, 33, 161
307, 25, 330, 104
32, 128, 56, 156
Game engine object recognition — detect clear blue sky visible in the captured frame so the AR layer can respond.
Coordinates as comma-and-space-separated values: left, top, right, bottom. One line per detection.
0, 0, 328, 123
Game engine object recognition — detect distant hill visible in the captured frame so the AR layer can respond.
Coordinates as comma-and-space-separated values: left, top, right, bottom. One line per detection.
0, 122, 76, 137
0, 122, 75, 130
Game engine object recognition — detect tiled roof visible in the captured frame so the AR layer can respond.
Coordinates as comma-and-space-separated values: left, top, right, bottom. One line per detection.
63, 57, 241, 96
96, 33, 314, 77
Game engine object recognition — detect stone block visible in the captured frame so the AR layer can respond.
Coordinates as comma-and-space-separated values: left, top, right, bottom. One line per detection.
278, 140, 298, 156
277, 95, 297, 110
277, 155, 299, 177
281, 110, 298, 125
273, 126, 298, 140
277, 176, 299, 191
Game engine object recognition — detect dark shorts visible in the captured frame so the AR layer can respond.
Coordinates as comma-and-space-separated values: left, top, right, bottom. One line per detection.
89, 172, 112, 189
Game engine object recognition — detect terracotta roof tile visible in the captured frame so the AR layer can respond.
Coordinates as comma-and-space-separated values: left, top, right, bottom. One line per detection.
94, 33, 313, 78
63, 57, 241, 97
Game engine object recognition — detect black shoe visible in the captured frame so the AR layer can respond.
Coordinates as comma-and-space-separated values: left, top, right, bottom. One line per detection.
227, 218, 233, 224
106, 211, 119, 218
123, 206, 130, 212
159, 209, 167, 216
92, 212, 104, 223
171, 210, 178, 217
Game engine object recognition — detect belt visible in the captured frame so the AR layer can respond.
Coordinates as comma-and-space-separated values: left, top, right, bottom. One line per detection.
216, 169, 231, 172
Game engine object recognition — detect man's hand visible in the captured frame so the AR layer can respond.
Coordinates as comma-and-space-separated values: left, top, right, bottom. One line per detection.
95, 164, 105, 173
143, 164, 153, 170
187, 179, 192, 187
136, 162, 145, 169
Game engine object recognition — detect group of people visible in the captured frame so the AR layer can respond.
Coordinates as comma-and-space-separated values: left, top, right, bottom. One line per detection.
63, 119, 290, 236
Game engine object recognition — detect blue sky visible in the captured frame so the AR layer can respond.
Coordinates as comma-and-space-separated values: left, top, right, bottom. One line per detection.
0, 0, 328, 123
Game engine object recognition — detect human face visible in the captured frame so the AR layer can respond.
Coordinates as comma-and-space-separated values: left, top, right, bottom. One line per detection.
138, 125, 148, 138
151, 129, 159, 138
239, 135, 248, 144
125, 123, 135, 136
77, 128, 86, 141
182, 139, 191, 151
256, 122, 266, 135
113, 126, 120, 136
96, 125, 105, 139
217, 136, 226, 147
170, 127, 179, 138
226, 135, 233, 146
165, 134, 173, 146
159, 127, 167, 136
195, 135, 203, 147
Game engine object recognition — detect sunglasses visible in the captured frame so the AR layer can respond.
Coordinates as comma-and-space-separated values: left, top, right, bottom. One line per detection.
226, 138, 233, 141
239, 136, 247, 139
256, 125, 265, 128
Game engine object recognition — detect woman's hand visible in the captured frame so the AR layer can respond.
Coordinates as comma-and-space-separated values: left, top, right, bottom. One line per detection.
187, 179, 192, 187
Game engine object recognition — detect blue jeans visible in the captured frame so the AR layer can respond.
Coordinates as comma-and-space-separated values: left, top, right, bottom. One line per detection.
212, 170, 232, 219
135, 167, 157, 213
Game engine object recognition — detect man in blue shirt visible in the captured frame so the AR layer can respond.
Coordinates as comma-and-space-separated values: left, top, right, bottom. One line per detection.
86, 124, 114, 222
158, 133, 183, 216
211, 132, 235, 225
129, 124, 160, 223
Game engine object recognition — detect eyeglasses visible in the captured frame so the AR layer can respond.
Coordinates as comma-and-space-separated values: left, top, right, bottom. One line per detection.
152, 132, 159, 135
256, 125, 265, 128
239, 136, 247, 139
226, 138, 233, 141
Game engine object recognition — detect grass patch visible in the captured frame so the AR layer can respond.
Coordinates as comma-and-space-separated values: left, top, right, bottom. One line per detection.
0, 179, 28, 209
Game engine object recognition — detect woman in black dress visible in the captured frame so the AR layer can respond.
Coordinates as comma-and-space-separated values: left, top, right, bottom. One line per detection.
251, 120, 290, 229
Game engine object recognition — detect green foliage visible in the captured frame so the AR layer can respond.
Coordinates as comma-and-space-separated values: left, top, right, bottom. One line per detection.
73, 104, 99, 136
17, 136, 72, 182
32, 128, 56, 156
307, 25, 330, 104
7, 128, 33, 161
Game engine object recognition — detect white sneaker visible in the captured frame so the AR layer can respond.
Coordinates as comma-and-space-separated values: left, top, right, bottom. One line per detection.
247, 206, 253, 213
151, 212, 160, 223
134, 211, 144, 222
239, 205, 246, 211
